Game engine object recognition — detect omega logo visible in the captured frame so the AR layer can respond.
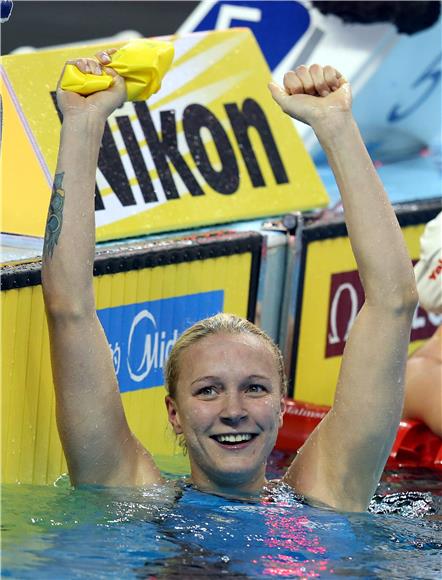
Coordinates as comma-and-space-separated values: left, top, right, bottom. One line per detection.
325, 269, 440, 358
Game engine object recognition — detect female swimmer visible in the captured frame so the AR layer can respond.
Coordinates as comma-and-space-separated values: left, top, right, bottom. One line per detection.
42, 51, 417, 511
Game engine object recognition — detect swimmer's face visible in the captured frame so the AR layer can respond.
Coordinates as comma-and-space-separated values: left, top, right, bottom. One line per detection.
166, 332, 285, 493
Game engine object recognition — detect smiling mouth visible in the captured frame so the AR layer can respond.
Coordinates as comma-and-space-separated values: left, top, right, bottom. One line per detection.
211, 433, 257, 445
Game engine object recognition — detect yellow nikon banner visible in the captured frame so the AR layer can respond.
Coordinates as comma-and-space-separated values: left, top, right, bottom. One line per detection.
290, 203, 442, 406
1, 231, 261, 484
1, 29, 327, 242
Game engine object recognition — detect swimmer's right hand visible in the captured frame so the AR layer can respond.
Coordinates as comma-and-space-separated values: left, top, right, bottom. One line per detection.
57, 49, 127, 120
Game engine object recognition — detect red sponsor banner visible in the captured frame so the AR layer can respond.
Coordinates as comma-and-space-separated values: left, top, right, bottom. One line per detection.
325, 269, 441, 358
325, 270, 365, 358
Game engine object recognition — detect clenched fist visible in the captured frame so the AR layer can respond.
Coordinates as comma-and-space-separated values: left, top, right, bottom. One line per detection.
57, 49, 126, 121
269, 64, 351, 129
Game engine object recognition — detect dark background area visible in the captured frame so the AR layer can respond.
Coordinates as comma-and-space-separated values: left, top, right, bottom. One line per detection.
1, 1, 199, 54
3, 1, 440, 54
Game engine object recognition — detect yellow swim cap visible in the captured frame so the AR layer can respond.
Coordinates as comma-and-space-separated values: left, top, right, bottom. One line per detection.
60, 38, 174, 101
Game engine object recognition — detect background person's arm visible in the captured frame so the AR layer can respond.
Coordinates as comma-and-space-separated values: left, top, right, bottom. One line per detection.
42, 52, 163, 487
402, 326, 442, 437
270, 65, 417, 511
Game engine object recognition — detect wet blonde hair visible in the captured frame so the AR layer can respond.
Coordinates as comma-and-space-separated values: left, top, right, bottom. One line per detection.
164, 313, 288, 399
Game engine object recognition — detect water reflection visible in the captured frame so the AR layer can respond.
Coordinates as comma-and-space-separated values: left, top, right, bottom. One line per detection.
2, 469, 441, 579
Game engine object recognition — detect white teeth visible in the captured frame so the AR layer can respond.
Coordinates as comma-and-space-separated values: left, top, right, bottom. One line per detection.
216, 434, 253, 443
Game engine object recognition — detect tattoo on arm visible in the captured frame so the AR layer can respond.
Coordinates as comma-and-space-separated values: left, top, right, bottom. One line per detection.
44, 172, 65, 259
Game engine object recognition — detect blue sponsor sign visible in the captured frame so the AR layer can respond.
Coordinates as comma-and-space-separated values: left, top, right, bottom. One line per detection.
180, 0, 310, 71
97, 291, 224, 392
1, 0, 13, 23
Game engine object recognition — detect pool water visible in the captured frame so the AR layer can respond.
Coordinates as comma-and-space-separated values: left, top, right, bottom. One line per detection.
2, 454, 441, 579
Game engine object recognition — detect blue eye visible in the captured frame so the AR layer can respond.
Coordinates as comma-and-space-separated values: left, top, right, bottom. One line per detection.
247, 384, 267, 394
196, 386, 217, 397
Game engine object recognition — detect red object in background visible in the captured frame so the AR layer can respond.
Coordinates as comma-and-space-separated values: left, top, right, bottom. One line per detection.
276, 399, 329, 453
388, 420, 442, 470
276, 399, 442, 470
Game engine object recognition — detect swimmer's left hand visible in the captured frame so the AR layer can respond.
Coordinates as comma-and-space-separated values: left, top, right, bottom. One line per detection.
57, 49, 127, 121
269, 65, 352, 129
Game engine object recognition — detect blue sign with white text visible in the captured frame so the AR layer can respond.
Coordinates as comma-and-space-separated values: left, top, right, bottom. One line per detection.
97, 291, 224, 392
184, 1, 310, 71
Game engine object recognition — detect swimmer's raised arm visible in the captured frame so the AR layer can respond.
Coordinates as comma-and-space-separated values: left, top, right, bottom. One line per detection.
42, 51, 162, 487
269, 66, 417, 511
